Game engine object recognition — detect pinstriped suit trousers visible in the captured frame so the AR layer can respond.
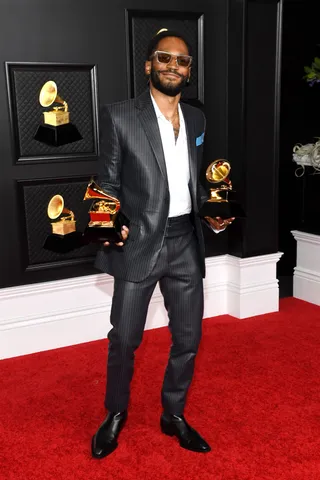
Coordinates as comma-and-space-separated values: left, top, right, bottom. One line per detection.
105, 218, 204, 415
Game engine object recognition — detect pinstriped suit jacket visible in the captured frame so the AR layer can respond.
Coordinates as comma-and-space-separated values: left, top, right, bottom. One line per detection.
94, 90, 208, 282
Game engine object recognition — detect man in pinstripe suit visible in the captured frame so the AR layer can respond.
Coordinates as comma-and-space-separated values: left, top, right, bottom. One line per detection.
91, 30, 233, 459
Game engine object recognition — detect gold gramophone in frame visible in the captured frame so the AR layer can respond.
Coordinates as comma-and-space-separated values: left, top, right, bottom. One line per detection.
43, 194, 84, 253
83, 179, 128, 243
40, 81, 70, 127
34, 80, 82, 146
47, 194, 76, 235
199, 159, 245, 219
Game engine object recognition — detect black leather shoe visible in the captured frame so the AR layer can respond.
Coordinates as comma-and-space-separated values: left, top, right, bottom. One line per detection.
91, 410, 127, 459
160, 413, 211, 453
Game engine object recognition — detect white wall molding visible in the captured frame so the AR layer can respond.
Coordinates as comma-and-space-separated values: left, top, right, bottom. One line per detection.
292, 230, 320, 306
225, 252, 283, 318
0, 252, 282, 359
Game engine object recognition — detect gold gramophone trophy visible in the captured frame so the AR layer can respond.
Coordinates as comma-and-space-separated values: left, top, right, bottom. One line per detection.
43, 194, 83, 253
47, 195, 76, 235
83, 179, 129, 243
34, 80, 82, 146
199, 159, 245, 220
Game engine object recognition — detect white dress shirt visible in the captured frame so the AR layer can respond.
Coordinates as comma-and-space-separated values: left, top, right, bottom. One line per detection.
151, 94, 191, 218
150, 94, 223, 233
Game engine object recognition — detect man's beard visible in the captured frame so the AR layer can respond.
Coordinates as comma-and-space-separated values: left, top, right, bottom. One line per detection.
150, 67, 189, 97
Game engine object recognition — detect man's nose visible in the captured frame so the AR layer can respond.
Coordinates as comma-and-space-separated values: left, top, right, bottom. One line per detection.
167, 56, 178, 68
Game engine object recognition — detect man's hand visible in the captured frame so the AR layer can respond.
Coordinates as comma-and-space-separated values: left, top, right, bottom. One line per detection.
204, 216, 235, 231
103, 225, 129, 247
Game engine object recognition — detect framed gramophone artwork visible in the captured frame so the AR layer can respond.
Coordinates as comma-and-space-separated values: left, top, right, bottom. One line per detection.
18, 176, 99, 271
5, 62, 99, 164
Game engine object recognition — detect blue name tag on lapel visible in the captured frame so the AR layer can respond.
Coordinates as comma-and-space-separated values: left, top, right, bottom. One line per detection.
196, 133, 204, 146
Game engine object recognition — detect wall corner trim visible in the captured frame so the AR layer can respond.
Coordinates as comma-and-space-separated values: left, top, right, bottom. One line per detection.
292, 230, 320, 307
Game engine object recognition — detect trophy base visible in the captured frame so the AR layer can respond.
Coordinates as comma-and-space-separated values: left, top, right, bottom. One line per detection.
34, 123, 82, 146
199, 200, 246, 219
83, 226, 123, 244
43, 231, 84, 253
83, 211, 130, 244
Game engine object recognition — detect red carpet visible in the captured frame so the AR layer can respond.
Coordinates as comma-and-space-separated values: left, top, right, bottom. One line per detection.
1, 297, 320, 480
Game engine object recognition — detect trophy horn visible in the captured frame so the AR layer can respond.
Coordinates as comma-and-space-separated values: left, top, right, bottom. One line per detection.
206, 159, 232, 187
47, 194, 74, 221
83, 179, 120, 209
39, 81, 68, 112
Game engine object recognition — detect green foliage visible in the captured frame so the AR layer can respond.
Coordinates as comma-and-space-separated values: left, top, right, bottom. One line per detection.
303, 57, 320, 85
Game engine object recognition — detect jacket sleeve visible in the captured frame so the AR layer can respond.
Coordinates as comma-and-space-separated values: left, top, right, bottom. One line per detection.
97, 105, 122, 199
197, 110, 209, 207
198, 183, 209, 207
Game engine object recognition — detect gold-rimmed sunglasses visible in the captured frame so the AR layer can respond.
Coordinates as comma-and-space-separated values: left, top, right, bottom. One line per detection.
151, 50, 192, 68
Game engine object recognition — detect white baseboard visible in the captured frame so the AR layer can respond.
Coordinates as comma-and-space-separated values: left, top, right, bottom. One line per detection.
226, 253, 282, 318
291, 230, 320, 306
0, 252, 282, 359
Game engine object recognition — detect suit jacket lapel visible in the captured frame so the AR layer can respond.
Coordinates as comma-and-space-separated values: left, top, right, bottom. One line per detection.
180, 102, 197, 194
135, 91, 168, 184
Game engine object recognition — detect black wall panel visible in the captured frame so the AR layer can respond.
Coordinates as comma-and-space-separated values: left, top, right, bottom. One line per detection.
0, 0, 282, 288
227, 0, 283, 259
278, 0, 320, 277
0, 0, 229, 287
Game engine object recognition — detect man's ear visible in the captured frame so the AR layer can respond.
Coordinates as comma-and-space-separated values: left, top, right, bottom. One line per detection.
145, 61, 151, 75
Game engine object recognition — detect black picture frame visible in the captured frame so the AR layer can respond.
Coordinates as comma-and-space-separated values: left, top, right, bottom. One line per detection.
5, 62, 99, 164
16, 175, 98, 272
125, 9, 204, 106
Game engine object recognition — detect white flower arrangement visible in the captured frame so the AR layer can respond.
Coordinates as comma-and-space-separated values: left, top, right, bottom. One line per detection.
293, 140, 320, 177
